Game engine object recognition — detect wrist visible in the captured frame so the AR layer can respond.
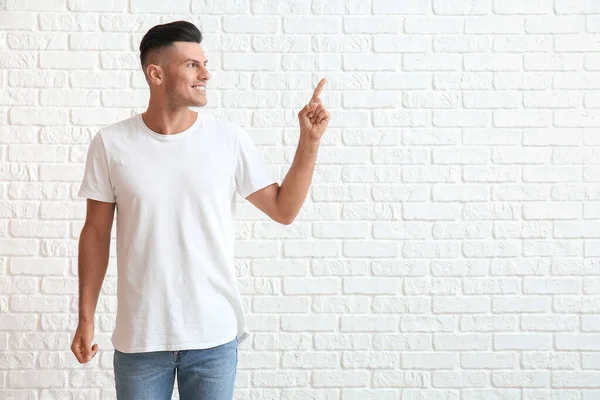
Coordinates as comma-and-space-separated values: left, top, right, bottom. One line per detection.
299, 131, 321, 144
78, 315, 94, 324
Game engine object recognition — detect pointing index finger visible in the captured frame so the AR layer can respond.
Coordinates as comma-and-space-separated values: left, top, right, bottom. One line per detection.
311, 78, 327, 102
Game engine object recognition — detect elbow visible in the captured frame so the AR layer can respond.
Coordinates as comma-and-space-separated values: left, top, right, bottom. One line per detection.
277, 213, 296, 225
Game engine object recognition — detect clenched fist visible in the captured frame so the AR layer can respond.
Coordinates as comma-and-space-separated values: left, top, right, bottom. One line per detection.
71, 321, 98, 364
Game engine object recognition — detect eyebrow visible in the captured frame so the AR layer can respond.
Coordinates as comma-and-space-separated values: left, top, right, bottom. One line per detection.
183, 58, 208, 65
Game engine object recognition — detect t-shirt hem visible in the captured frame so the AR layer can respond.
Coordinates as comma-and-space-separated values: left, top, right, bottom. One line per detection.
113, 333, 241, 354
78, 188, 115, 203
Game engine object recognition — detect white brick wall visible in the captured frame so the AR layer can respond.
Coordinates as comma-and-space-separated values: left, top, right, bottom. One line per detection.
1, 0, 599, 398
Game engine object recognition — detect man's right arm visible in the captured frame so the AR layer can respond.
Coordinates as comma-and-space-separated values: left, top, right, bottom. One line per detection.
77, 199, 115, 323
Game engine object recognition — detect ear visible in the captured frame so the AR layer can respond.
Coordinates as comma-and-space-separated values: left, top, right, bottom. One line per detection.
147, 64, 163, 85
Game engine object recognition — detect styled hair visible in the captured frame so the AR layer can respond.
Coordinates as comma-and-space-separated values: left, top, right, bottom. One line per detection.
139, 20, 203, 67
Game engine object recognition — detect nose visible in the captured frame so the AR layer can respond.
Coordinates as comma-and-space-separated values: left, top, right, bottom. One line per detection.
199, 65, 209, 81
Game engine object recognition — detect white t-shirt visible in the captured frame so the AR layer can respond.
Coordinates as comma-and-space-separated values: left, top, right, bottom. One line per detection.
78, 112, 277, 353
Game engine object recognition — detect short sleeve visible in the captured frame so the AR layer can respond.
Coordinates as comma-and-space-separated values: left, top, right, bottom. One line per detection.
235, 127, 278, 198
77, 132, 116, 203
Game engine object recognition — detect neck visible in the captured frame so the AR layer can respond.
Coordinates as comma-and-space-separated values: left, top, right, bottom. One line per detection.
142, 102, 198, 135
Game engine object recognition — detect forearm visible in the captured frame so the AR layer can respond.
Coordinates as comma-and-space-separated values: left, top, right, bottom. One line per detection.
77, 226, 111, 323
276, 133, 321, 222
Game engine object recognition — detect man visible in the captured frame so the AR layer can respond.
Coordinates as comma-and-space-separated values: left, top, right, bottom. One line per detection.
70, 20, 329, 399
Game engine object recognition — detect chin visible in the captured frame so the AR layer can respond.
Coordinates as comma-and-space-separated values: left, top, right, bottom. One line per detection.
187, 98, 207, 107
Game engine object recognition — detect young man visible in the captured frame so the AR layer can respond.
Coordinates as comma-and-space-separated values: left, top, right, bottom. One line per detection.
70, 21, 329, 399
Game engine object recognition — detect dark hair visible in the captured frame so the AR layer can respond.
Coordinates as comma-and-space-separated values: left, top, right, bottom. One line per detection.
139, 20, 203, 67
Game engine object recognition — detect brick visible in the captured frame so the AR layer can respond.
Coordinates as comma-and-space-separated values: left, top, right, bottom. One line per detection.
131, 0, 188, 12
40, 89, 99, 107
311, 259, 369, 276
0, 12, 35, 30
0, 89, 37, 106
374, 72, 430, 89
253, 35, 309, 53
433, 0, 490, 15
191, 0, 250, 14
219, 16, 275, 33
313, 35, 369, 53
526, 16, 583, 33
341, 389, 397, 400
556, 0, 600, 15
250, 0, 308, 15
525, 91, 582, 108
433, 110, 487, 127
492, 371, 549, 387
9, 70, 66, 88
252, 371, 309, 387
345, 17, 398, 34
343, 241, 398, 257
8, 145, 68, 162
100, 52, 138, 69
7, 32, 67, 50
405, 17, 462, 34
556, 35, 600, 51
283, 278, 340, 294
373, 371, 428, 387
0, 50, 36, 68
70, 71, 128, 88
403, 91, 460, 108
374, 110, 429, 126
433, 371, 488, 388
71, 108, 131, 126
373, 0, 428, 14
435, 335, 490, 351
8, 371, 67, 388
10, 221, 67, 238
434, 73, 493, 90
223, 53, 278, 71
282, 315, 337, 332
40, 51, 96, 69
404, 54, 461, 71
284, 16, 340, 33
464, 54, 521, 71
5, 0, 65, 11
493, 110, 551, 127
313, 371, 369, 388
494, 0, 552, 14
99, 14, 160, 32
10, 108, 67, 125
434, 36, 491, 53
494, 35, 552, 52
312, 0, 369, 14
69, 33, 129, 50
40, 13, 98, 31
313, 222, 368, 238
0, 126, 36, 144
374, 221, 431, 239
465, 16, 524, 33
68, 0, 126, 11
313, 296, 370, 313
495, 72, 551, 89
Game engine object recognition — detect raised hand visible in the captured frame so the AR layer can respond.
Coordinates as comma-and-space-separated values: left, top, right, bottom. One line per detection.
298, 78, 330, 141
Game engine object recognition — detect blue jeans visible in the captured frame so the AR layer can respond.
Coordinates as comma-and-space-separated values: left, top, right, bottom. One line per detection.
113, 337, 238, 400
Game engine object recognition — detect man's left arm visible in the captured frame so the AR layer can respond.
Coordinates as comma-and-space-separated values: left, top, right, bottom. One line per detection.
246, 78, 330, 225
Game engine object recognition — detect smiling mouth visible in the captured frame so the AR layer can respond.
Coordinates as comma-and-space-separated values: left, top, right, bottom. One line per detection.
192, 85, 206, 93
